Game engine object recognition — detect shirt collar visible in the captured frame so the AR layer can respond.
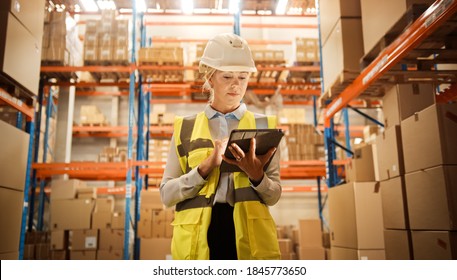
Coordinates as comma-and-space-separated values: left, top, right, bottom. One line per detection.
204, 103, 247, 120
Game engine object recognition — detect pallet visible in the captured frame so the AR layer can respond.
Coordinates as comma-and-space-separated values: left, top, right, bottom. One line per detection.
80, 122, 107, 127
321, 71, 387, 102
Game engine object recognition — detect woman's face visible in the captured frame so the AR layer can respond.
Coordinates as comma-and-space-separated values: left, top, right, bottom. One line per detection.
210, 70, 250, 113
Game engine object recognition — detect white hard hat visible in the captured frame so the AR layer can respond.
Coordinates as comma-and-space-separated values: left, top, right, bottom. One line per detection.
199, 33, 257, 73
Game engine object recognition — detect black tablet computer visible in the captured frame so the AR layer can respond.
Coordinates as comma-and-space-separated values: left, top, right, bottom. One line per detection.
220, 128, 284, 173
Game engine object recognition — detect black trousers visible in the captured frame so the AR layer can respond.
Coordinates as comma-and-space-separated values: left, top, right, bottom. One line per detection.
207, 203, 238, 260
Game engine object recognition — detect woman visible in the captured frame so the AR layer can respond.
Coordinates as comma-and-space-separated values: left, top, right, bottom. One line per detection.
160, 33, 281, 260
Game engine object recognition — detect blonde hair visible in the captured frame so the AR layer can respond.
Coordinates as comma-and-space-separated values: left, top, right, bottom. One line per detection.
201, 67, 217, 104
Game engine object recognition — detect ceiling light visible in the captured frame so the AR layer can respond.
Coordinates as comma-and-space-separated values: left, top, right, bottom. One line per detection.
275, 0, 288, 15
229, 0, 240, 14
80, 0, 99, 12
181, 0, 193, 14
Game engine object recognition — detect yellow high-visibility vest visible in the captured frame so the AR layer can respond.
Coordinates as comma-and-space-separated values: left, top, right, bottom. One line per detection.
170, 110, 281, 260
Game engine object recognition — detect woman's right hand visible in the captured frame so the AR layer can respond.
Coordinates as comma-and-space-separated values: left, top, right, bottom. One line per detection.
197, 138, 228, 178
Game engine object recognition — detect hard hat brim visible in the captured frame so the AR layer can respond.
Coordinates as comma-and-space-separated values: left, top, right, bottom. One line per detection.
199, 63, 257, 73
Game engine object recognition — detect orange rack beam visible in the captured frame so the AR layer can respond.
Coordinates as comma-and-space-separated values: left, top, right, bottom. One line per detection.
324, 0, 457, 126
0, 87, 34, 120
72, 125, 174, 138
32, 162, 130, 180
32, 160, 338, 181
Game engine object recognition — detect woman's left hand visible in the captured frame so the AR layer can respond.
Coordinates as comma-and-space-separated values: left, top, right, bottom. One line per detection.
222, 137, 277, 183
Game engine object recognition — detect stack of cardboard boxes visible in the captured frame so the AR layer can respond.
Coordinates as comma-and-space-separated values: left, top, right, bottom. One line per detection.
329, 144, 386, 259
360, 0, 435, 56
42, 11, 83, 66
295, 38, 319, 64
377, 83, 457, 259
282, 119, 324, 161
0, 121, 30, 260
80, 105, 107, 126
277, 219, 327, 260
138, 45, 184, 82
84, 11, 129, 65
49, 179, 126, 260
319, 0, 364, 96
250, 49, 285, 83
138, 189, 174, 260
98, 146, 128, 163
0, 1, 44, 97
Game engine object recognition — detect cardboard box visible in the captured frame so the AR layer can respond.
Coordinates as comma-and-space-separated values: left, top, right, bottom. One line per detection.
330, 246, 386, 260
322, 232, 331, 248
141, 189, 164, 209
50, 199, 95, 230
50, 179, 86, 201
278, 239, 293, 254
322, 18, 364, 94
384, 229, 413, 260
0, 12, 41, 95
411, 230, 457, 260
111, 212, 125, 229
297, 246, 326, 260
35, 243, 50, 260
374, 126, 404, 181
70, 250, 97, 260
298, 219, 322, 247
50, 230, 68, 250
25, 231, 48, 244
382, 83, 435, 128
137, 219, 152, 238
401, 103, 457, 173
0, 251, 19, 260
99, 229, 124, 251
328, 182, 384, 249
0, 120, 29, 191
164, 209, 174, 238
281, 252, 297, 260
23, 244, 35, 260
95, 197, 115, 212
405, 165, 457, 230
380, 176, 409, 229
140, 238, 172, 260
318, 0, 361, 45
77, 187, 96, 199
345, 144, 375, 182
97, 249, 123, 260
0, 0, 45, 41
50, 250, 67, 260
70, 229, 98, 250
92, 211, 112, 229
0, 187, 24, 254
152, 210, 166, 238
361, 0, 435, 54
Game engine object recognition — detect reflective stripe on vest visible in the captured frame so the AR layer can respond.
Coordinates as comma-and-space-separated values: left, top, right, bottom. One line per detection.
175, 187, 262, 212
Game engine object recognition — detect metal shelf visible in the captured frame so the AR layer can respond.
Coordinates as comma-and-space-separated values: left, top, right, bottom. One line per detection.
321, 0, 457, 188
32, 160, 346, 181
324, 0, 457, 125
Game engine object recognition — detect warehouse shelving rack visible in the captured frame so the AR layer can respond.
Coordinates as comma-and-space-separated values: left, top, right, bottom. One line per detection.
32, 3, 336, 259
321, 0, 457, 188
